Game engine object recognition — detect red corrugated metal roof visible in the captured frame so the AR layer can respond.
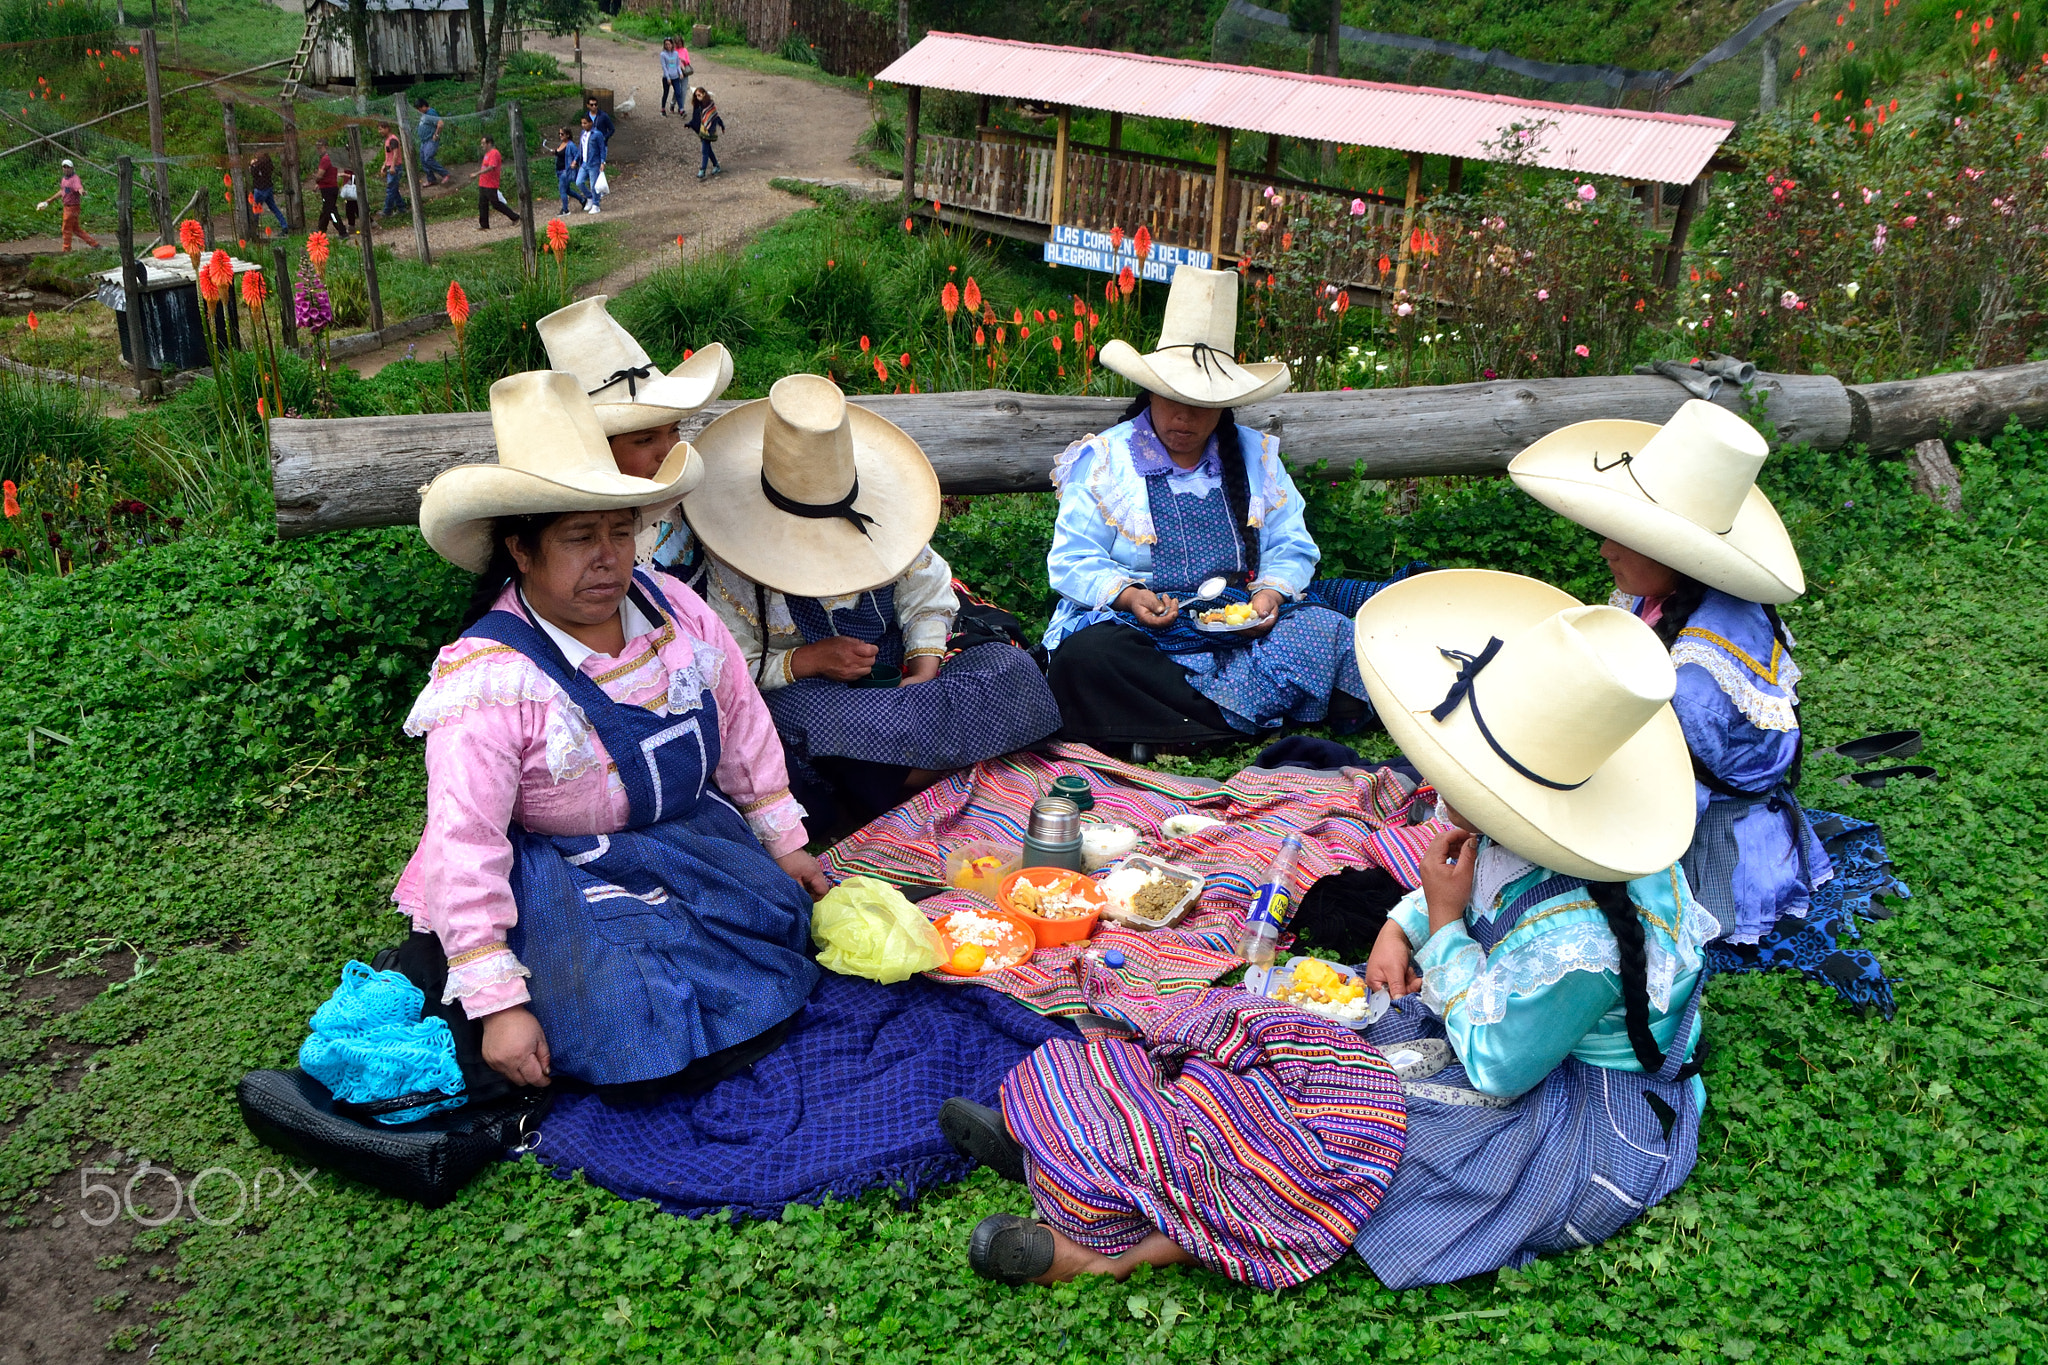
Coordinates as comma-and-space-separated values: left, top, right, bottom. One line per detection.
878, 33, 1733, 185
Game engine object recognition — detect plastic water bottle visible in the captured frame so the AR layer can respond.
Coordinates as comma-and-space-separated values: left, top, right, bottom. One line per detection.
1240, 835, 1302, 967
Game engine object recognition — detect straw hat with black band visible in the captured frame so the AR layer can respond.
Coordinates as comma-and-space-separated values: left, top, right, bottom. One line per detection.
1353, 569, 1696, 882
418, 369, 703, 573
1099, 266, 1291, 409
534, 295, 734, 436
684, 372, 940, 600
1508, 398, 1805, 604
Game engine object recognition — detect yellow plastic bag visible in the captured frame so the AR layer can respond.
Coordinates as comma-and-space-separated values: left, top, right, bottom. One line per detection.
810, 876, 947, 984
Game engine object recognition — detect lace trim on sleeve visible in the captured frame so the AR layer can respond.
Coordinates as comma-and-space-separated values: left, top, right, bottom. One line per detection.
1086, 436, 1156, 545
1461, 898, 1722, 1026
1671, 639, 1801, 732
1050, 434, 1101, 492
407, 647, 600, 784
442, 945, 532, 1006
745, 794, 808, 843
1243, 431, 1291, 529
1420, 938, 1483, 1017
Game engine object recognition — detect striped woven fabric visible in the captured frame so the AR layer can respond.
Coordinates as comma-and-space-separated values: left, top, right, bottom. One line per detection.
1001, 981, 1408, 1290
821, 743, 1444, 1016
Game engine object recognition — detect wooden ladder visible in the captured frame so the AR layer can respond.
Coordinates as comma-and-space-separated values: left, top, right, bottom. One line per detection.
279, 13, 320, 103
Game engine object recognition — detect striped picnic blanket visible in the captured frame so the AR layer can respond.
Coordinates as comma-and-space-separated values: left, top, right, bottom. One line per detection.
821, 743, 1445, 1017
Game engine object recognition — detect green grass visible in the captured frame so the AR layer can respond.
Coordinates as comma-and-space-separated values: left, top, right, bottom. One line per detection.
0, 413, 2043, 1360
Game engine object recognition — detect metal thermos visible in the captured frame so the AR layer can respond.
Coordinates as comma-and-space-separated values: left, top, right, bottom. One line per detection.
1022, 796, 1084, 870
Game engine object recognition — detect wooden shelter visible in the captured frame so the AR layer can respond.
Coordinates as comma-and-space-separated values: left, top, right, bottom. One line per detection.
304, 0, 478, 89
877, 33, 1736, 292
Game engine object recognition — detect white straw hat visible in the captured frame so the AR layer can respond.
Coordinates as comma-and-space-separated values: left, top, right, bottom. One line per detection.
1353, 569, 1696, 882
1098, 266, 1290, 409
1509, 398, 1805, 604
418, 370, 704, 573
684, 373, 940, 599
534, 294, 734, 437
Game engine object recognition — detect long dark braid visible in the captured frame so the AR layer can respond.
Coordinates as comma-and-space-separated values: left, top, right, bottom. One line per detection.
1647, 574, 1708, 649
1121, 393, 1260, 582
1652, 577, 1807, 793
1587, 880, 1667, 1073
457, 513, 560, 629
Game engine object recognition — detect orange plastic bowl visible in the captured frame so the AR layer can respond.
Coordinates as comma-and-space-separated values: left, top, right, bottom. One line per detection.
999, 868, 1106, 947
934, 906, 1035, 976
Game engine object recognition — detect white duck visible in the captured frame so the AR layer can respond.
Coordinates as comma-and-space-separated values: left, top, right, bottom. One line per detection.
615, 86, 638, 117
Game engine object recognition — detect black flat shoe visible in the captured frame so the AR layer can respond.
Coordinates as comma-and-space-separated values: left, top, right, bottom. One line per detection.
1837, 764, 1938, 789
969, 1214, 1055, 1284
1827, 730, 1925, 764
939, 1097, 1027, 1183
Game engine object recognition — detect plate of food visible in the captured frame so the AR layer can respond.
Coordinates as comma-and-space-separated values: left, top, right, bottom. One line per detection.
1193, 601, 1275, 634
999, 868, 1106, 946
934, 907, 1035, 976
1098, 855, 1204, 930
1246, 955, 1390, 1029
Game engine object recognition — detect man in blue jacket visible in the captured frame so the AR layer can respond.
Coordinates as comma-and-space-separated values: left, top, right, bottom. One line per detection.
582, 94, 616, 141
574, 114, 607, 213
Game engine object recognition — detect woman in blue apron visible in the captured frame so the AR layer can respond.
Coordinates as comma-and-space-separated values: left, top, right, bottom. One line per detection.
394, 371, 825, 1093
672, 373, 1061, 824
1045, 266, 1416, 756
948, 572, 1717, 1290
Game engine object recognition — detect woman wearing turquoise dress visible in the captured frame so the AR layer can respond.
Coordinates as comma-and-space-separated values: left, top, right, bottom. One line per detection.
943, 570, 1716, 1289
1043, 266, 1414, 754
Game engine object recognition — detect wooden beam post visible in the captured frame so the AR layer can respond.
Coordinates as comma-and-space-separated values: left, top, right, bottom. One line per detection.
977, 94, 990, 131
509, 100, 536, 276
280, 104, 304, 233
395, 93, 430, 264
273, 241, 298, 350
901, 85, 920, 213
141, 28, 172, 241
1209, 126, 1231, 260
1108, 111, 1122, 150
1393, 150, 1422, 292
346, 124, 384, 334
1659, 174, 1706, 292
116, 156, 153, 395
1050, 105, 1070, 227
1446, 156, 1463, 196
1264, 133, 1280, 177
222, 100, 248, 242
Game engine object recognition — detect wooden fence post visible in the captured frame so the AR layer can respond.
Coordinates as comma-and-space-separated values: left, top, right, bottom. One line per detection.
345, 124, 385, 334
1050, 105, 1070, 227
395, 93, 430, 264
116, 156, 154, 396
509, 100, 537, 275
901, 85, 920, 213
1208, 126, 1230, 260
1659, 173, 1706, 293
280, 104, 304, 232
141, 28, 173, 241
1393, 151, 1422, 293
273, 241, 298, 350
222, 100, 248, 242
1446, 157, 1463, 195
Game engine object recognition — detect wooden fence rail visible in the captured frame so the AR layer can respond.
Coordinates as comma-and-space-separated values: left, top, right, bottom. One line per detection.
267, 360, 2048, 539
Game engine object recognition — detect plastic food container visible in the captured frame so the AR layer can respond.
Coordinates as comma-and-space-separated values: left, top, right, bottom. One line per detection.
998, 867, 1106, 947
934, 906, 1035, 976
944, 841, 1021, 897
1244, 955, 1390, 1030
1079, 822, 1141, 872
1097, 854, 1204, 930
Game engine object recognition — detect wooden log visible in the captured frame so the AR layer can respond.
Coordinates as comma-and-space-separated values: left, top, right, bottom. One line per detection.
508, 100, 536, 276
901, 85, 919, 210
269, 371, 1856, 537
273, 242, 297, 349
222, 101, 248, 242
1848, 358, 2048, 454
345, 125, 385, 334
142, 29, 173, 242
396, 93, 431, 265
116, 156, 153, 396
280, 105, 305, 234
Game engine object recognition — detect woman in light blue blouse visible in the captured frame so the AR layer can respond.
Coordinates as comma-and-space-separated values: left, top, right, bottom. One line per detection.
1044, 267, 1415, 755
943, 569, 1716, 1291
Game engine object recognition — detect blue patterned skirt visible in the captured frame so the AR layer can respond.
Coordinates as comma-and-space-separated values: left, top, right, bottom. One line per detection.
508, 796, 820, 1087
1349, 995, 1702, 1290
764, 641, 1060, 770
1175, 603, 1369, 733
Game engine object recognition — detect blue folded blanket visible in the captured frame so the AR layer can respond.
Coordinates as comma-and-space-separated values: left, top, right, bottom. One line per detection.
532, 973, 1073, 1219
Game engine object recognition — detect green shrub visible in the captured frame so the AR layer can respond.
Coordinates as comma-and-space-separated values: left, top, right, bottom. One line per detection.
504, 48, 562, 81
458, 276, 576, 392
0, 366, 113, 486
612, 253, 762, 367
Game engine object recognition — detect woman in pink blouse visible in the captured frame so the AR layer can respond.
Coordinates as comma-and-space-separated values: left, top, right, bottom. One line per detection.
397, 371, 827, 1096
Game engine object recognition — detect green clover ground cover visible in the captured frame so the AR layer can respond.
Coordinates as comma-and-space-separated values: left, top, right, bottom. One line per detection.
0, 428, 2044, 1361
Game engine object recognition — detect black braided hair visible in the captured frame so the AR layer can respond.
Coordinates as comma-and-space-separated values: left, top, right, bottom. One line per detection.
458, 513, 562, 630
1587, 880, 1667, 1073
1121, 393, 1260, 582
1647, 573, 1708, 649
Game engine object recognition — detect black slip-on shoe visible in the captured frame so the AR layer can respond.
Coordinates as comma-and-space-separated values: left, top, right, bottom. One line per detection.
939, 1097, 1027, 1184
1837, 763, 1938, 789
968, 1214, 1055, 1285
1827, 730, 1925, 764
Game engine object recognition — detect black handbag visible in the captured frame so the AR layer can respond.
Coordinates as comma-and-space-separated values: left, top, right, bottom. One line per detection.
237, 933, 549, 1208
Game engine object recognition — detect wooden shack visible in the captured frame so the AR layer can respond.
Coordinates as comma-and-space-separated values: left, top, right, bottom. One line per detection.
305, 0, 478, 88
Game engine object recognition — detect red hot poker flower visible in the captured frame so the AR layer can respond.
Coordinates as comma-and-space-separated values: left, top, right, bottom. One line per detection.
941, 281, 960, 318
178, 219, 205, 255
963, 277, 981, 313
1109, 226, 1123, 252
1133, 227, 1152, 258
3, 480, 18, 518
242, 270, 266, 308
1119, 266, 1135, 296
446, 280, 471, 332
873, 357, 887, 383
24, 311, 37, 332
899, 352, 911, 369
306, 231, 331, 275
859, 335, 871, 353
546, 218, 570, 255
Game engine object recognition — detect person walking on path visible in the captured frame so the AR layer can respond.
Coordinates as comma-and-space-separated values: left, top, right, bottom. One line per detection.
381, 131, 409, 218
574, 114, 607, 214
583, 94, 616, 142
547, 125, 587, 214
36, 159, 99, 250
473, 132, 521, 230
314, 141, 348, 238
659, 39, 682, 115
248, 150, 289, 232
687, 88, 724, 181
414, 98, 450, 185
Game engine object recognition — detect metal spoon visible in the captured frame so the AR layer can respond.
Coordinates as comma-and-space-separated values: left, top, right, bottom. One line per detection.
1175, 575, 1230, 610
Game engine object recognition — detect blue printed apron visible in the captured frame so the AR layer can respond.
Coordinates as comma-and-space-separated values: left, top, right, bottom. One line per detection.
1113, 473, 1370, 732
763, 586, 1060, 771
466, 570, 820, 1087
1350, 874, 1705, 1290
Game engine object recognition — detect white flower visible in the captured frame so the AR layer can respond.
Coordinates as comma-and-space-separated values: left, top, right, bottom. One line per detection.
1780, 290, 1801, 309
1844, 282, 1861, 299
1375, 363, 1388, 371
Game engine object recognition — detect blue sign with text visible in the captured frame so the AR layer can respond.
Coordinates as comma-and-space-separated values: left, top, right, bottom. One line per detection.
1042, 225, 1211, 281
